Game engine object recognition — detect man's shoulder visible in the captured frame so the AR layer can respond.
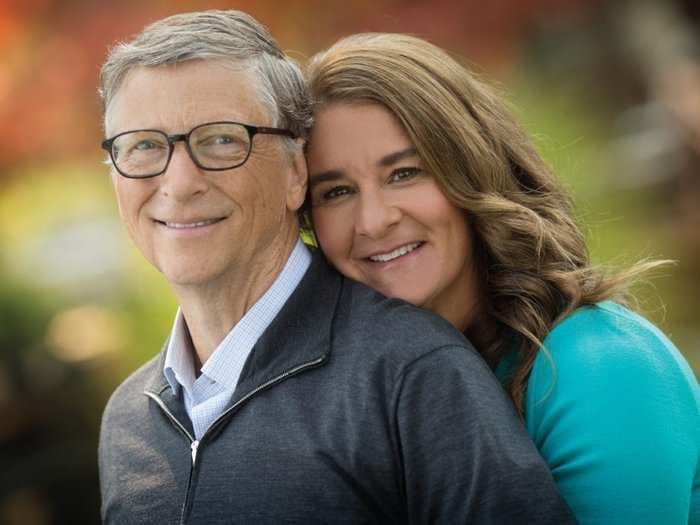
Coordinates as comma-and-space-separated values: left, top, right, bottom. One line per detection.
101, 353, 162, 426
334, 278, 476, 363
292, 253, 475, 364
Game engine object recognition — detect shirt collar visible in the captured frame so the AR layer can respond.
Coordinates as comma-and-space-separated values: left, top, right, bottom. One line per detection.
163, 308, 196, 393
163, 239, 311, 393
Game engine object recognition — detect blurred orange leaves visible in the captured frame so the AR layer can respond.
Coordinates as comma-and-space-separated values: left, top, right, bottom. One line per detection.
0, 0, 596, 174
0, 2, 170, 171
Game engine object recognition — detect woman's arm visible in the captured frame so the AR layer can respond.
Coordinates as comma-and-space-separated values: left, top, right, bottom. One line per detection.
526, 301, 699, 524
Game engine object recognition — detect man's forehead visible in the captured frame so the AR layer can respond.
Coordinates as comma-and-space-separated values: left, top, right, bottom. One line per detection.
105, 60, 270, 136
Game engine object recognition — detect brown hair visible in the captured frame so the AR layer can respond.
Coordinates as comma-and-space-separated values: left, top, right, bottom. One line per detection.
305, 33, 663, 414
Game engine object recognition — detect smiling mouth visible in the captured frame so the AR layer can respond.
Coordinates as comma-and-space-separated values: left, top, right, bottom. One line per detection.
156, 218, 226, 229
368, 242, 424, 263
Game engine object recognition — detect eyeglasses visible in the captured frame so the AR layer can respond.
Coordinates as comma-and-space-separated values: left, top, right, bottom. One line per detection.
101, 121, 296, 179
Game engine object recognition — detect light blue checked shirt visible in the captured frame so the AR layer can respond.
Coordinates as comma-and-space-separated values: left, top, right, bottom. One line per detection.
163, 239, 311, 439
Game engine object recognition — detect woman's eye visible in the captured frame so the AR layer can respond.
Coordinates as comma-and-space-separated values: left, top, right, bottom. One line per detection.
389, 167, 422, 183
312, 185, 353, 205
324, 186, 351, 200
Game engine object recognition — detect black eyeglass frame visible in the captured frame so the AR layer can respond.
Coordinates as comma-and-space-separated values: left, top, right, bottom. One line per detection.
101, 120, 297, 179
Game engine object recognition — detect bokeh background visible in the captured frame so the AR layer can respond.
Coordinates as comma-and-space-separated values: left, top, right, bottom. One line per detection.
1, 0, 698, 523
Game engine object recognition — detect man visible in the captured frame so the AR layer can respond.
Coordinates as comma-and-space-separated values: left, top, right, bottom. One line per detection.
98, 10, 573, 524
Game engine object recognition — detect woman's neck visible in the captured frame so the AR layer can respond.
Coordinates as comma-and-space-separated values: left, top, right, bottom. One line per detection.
464, 311, 502, 368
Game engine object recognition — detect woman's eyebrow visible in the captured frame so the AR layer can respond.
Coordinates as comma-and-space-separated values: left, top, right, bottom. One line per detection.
309, 147, 418, 187
377, 147, 418, 167
309, 170, 344, 187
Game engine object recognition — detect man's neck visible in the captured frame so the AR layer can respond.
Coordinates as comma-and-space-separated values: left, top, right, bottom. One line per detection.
173, 228, 299, 367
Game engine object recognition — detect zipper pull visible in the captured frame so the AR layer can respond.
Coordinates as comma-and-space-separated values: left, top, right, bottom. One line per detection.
191, 440, 199, 466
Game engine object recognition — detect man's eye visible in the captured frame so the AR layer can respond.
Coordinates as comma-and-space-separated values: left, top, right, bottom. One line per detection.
134, 140, 162, 151
389, 167, 422, 183
200, 134, 241, 146
212, 135, 235, 145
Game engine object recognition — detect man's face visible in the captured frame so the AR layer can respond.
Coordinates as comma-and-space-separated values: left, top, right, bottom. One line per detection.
106, 60, 306, 288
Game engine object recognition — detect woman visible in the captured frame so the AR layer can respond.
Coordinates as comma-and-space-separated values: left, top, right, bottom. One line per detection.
304, 33, 699, 524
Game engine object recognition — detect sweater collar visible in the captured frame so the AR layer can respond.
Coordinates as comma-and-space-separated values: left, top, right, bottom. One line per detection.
144, 249, 341, 403
232, 249, 340, 402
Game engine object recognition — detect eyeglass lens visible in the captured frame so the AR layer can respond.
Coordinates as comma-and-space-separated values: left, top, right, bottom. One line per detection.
111, 123, 251, 177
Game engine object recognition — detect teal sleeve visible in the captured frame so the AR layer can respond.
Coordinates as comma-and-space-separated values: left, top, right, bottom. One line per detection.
524, 302, 700, 525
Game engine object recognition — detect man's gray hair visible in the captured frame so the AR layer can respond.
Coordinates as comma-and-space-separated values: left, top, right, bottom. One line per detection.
99, 10, 311, 144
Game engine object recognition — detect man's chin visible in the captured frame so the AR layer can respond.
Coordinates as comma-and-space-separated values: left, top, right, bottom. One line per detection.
157, 263, 221, 289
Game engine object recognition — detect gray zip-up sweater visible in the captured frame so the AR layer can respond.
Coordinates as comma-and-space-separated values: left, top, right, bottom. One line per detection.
99, 252, 573, 524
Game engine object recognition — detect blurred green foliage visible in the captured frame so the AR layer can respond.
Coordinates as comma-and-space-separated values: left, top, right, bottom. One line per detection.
512, 76, 699, 371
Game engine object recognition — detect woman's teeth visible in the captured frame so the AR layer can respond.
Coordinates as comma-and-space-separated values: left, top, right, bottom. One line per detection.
369, 242, 422, 262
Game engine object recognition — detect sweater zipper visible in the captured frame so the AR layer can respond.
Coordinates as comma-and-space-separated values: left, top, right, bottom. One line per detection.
144, 391, 195, 446
144, 353, 327, 524
143, 392, 199, 525
204, 355, 327, 438
142, 392, 201, 467
190, 440, 199, 465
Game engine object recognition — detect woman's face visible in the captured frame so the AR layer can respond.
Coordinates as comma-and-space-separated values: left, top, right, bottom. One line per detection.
306, 102, 480, 330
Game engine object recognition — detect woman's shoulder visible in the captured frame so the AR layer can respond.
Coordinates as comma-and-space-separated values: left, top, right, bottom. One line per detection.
546, 301, 668, 352
534, 301, 695, 391
525, 300, 699, 442
525, 301, 699, 524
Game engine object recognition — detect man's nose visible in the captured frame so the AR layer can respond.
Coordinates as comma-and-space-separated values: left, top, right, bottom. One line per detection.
159, 142, 208, 200
354, 190, 402, 239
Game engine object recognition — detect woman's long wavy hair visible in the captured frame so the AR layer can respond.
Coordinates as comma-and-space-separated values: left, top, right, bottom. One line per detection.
305, 33, 662, 415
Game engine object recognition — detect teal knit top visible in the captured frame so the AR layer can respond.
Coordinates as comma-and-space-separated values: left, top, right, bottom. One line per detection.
496, 301, 699, 524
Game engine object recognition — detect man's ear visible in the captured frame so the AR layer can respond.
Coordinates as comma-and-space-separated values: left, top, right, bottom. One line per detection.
286, 139, 308, 212
110, 169, 126, 219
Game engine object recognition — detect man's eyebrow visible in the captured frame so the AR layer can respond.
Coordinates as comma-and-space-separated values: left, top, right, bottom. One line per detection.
308, 170, 344, 187
378, 147, 418, 167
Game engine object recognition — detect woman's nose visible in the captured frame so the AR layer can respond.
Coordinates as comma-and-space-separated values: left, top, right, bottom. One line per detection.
354, 191, 402, 238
